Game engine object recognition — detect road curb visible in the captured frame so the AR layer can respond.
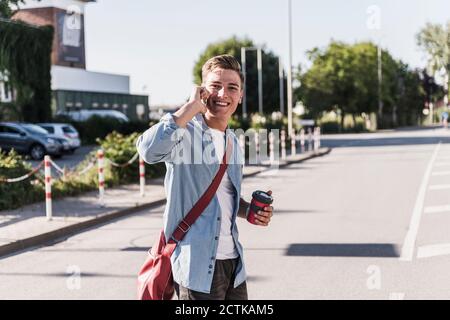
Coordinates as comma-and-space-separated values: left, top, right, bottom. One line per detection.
0, 147, 331, 259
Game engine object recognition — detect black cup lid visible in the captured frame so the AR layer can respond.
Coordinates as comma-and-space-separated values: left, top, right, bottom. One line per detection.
252, 190, 273, 204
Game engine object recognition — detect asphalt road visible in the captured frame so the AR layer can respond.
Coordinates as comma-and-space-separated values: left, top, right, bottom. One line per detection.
2, 127, 450, 299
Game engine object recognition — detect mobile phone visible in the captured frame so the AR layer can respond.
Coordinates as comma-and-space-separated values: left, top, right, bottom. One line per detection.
200, 87, 210, 107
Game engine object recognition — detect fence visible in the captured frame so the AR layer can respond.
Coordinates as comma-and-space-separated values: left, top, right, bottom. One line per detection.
0, 127, 321, 220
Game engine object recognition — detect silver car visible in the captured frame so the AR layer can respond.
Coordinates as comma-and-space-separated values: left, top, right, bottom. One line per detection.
37, 123, 81, 154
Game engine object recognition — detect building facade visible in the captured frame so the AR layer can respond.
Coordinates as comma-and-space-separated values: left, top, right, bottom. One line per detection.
12, 0, 150, 121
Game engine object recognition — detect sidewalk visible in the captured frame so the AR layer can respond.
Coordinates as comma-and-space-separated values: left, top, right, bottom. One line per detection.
0, 148, 331, 259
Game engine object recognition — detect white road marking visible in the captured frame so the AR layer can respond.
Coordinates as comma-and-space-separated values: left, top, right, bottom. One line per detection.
431, 171, 450, 176
424, 205, 450, 214
400, 143, 441, 262
429, 184, 450, 190
389, 292, 405, 300
434, 162, 450, 167
417, 243, 450, 259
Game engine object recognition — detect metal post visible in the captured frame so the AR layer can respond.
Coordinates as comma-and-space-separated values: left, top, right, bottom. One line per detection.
241, 47, 247, 118
257, 48, 263, 114
287, 0, 294, 136
279, 57, 285, 115
281, 129, 286, 160
44, 155, 52, 221
377, 44, 383, 124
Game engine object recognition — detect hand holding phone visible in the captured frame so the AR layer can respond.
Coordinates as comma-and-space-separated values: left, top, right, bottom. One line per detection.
189, 86, 210, 114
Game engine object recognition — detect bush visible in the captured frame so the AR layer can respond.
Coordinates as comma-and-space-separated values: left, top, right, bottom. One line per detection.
0, 149, 43, 210
0, 131, 166, 211
320, 121, 341, 134
228, 115, 251, 131
96, 131, 165, 184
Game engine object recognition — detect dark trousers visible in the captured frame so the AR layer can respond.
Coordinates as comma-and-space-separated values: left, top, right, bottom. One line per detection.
174, 258, 248, 300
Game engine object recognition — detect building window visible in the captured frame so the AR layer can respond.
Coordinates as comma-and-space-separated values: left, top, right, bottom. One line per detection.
92, 102, 99, 108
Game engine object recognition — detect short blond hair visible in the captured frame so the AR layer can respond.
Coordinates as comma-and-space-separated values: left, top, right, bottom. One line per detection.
201, 54, 244, 86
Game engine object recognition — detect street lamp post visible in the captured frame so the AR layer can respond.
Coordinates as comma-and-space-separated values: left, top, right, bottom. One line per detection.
287, 0, 294, 136
279, 57, 285, 115
377, 43, 383, 125
241, 46, 263, 117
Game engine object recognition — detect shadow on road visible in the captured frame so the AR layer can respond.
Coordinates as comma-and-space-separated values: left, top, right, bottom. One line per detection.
285, 243, 399, 258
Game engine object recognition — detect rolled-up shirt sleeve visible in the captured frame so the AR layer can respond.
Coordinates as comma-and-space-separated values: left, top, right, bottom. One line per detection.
136, 112, 186, 164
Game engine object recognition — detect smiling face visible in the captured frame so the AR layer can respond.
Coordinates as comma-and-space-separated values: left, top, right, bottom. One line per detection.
202, 68, 243, 121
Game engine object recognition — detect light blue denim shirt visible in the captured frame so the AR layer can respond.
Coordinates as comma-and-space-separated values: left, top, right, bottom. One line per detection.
136, 112, 246, 294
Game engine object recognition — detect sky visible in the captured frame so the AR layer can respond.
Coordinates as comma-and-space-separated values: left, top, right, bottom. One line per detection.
83, 0, 450, 106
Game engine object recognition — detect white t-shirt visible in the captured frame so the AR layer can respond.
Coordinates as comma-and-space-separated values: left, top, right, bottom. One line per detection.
209, 128, 239, 260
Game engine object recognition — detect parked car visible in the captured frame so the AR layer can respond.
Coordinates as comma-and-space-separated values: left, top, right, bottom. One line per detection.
37, 123, 81, 153
57, 109, 130, 123
0, 122, 70, 160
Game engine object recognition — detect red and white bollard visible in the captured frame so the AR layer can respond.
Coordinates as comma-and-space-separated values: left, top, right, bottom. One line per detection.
239, 134, 245, 168
44, 155, 52, 221
291, 130, 296, 157
255, 131, 260, 165
317, 127, 321, 148
97, 149, 105, 207
308, 128, 313, 151
281, 129, 286, 160
300, 129, 305, 153
139, 155, 145, 197
269, 131, 275, 164
313, 127, 321, 151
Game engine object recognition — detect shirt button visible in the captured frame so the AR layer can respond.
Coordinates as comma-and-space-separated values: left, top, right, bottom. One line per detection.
211, 257, 215, 260
209, 265, 213, 269
208, 271, 212, 274
217, 217, 221, 221
215, 236, 219, 240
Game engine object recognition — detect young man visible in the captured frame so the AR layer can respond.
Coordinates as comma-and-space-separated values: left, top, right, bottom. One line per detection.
136, 54, 273, 300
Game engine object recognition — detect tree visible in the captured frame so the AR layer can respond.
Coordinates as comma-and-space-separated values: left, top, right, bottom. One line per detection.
0, 18, 53, 122
297, 42, 379, 129
296, 41, 425, 129
0, 0, 25, 18
193, 36, 286, 116
417, 22, 450, 107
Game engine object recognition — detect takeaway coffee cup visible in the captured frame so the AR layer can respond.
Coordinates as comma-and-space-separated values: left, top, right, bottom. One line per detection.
247, 190, 273, 225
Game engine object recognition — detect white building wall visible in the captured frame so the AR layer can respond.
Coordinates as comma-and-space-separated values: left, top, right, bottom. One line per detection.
18, 0, 91, 13
51, 66, 130, 94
